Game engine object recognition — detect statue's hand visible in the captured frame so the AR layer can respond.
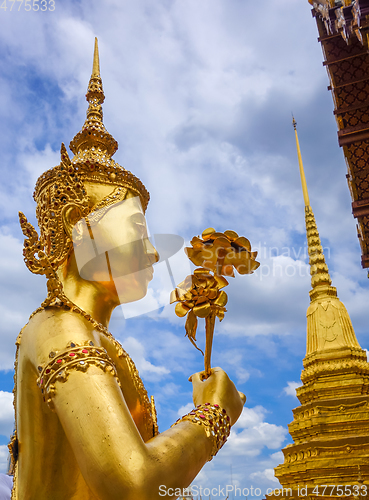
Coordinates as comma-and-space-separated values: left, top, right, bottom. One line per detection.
190, 367, 246, 426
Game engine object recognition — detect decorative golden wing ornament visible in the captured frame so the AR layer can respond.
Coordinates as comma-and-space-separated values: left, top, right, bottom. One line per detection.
171, 228, 260, 378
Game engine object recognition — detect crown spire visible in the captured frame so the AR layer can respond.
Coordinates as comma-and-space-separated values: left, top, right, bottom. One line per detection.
92, 37, 100, 76
69, 38, 118, 158
292, 117, 332, 296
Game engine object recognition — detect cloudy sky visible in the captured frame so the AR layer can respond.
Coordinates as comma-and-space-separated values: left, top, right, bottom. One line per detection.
1, 0, 369, 496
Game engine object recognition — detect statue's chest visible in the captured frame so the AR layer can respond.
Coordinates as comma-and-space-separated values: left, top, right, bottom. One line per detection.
98, 334, 157, 442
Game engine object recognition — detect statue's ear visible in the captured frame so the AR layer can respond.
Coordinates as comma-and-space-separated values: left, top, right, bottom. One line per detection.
62, 204, 84, 241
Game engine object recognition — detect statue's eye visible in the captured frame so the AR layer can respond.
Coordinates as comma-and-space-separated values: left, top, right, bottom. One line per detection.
130, 213, 148, 237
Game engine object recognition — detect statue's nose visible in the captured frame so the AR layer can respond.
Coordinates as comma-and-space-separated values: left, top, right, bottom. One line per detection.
145, 238, 159, 265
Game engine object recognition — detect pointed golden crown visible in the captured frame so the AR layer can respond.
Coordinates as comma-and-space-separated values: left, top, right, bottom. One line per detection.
34, 38, 149, 211
29, 38, 150, 269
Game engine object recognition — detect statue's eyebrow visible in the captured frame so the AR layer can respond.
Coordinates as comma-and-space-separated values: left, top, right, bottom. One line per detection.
129, 212, 146, 225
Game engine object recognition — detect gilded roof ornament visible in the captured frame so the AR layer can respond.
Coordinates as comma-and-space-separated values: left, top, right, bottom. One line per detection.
292, 117, 361, 355
293, 116, 332, 295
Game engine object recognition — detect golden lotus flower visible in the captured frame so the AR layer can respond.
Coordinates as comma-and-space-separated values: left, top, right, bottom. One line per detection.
170, 268, 228, 355
185, 228, 260, 277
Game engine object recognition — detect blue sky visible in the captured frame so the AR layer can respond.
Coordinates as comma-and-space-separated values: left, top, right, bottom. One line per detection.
0, 0, 369, 495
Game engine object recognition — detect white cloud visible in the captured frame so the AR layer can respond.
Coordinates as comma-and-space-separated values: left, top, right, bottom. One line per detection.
0, 446, 12, 477
121, 337, 170, 380
0, 231, 45, 370
236, 368, 250, 385
177, 402, 193, 418
0, 392, 14, 440
224, 407, 287, 458
283, 382, 300, 397
250, 468, 279, 484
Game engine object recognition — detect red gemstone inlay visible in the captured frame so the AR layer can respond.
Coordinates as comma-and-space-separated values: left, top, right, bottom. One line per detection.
40, 379, 43, 384
69, 353, 75, 357
214, 404, 219, 408
45, 369, 50, 374
200, 414, 205, 419
82, 349, 88, 354
56, 359, 62, 363
203, 408, 209, 411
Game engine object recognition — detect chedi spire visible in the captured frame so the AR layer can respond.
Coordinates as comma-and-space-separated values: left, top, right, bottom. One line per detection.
293, 117, 360, 356
265, 119, 369, 500
293, 117, 332, 293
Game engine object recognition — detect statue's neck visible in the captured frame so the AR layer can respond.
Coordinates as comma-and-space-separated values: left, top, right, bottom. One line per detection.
58, 253, 119, 329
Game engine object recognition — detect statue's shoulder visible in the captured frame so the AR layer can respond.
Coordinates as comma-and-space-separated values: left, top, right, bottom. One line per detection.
19, 307, 96, 369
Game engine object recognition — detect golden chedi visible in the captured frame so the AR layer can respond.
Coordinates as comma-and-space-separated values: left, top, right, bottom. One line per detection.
267, 120, 369, 500
10, 39, 246, 500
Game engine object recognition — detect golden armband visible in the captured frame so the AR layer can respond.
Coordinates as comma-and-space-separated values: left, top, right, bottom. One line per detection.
36, 341, 119, 409
172, 403, 231, 461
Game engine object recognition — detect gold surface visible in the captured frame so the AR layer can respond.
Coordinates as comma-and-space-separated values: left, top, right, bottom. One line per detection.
266, 123, 369, 500
13, 41, 246, 499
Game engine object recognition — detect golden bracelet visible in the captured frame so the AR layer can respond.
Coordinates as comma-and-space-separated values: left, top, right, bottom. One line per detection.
172, 403, 231, 461
36, 341, 119, 409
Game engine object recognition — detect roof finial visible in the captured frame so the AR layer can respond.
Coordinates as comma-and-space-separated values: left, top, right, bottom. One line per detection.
292, 116, 310, 207
292, 116, 332, 294
92, 37, 100, 76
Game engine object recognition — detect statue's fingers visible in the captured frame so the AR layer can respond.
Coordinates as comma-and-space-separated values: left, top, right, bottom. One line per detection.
238, 391, 246, 405
189, 371, 206, 384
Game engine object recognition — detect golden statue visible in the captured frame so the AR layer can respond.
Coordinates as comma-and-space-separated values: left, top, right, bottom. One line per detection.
10, 39, 247, 500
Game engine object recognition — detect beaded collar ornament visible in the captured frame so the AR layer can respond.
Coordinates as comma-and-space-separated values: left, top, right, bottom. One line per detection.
22, 38, 150, 274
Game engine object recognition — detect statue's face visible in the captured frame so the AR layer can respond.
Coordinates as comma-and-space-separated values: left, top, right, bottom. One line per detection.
73, 192, 158, 304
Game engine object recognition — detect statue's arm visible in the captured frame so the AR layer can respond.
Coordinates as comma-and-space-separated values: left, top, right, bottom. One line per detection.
52, 365, 213, 500
32, 313, 243, 500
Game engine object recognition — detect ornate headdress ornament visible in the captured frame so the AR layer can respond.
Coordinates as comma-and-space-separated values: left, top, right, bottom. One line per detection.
21, 38, 150, 275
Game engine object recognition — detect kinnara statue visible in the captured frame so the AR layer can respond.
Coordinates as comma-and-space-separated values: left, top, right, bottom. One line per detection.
9, 39, 247, 499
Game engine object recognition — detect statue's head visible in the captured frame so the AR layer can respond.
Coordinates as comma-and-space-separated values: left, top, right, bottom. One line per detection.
20, 39, 158, 304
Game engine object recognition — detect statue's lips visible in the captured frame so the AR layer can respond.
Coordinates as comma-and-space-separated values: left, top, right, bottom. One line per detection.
77, 233, 184, 281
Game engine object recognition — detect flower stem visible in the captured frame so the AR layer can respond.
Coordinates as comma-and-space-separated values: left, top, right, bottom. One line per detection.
204, 309, 216, 378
